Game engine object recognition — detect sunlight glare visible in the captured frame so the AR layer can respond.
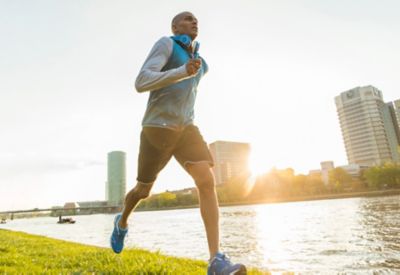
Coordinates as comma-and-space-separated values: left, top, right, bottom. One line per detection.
249, 149, 268, 177
255, 204, 298, 271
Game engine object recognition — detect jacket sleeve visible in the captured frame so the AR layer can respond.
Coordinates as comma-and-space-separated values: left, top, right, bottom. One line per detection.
135, 37, 192, 93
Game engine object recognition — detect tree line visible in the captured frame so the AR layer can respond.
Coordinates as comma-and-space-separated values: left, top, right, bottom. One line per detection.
136, 163, 400, 210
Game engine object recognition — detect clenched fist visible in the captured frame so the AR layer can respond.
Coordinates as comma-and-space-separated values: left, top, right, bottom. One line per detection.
186, 58, 202, 75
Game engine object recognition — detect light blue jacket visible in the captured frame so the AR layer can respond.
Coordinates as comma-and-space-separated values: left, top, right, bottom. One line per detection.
135, 37, 208, 131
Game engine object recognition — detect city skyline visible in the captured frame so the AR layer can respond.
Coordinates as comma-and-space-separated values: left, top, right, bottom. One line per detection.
335, 85, 400, 166
1, 1, 400, 210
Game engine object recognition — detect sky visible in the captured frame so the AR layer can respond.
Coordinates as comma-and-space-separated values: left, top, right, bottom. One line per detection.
1, 0, 399, 211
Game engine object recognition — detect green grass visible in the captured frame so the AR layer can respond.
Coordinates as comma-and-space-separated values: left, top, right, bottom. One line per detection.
0, 229, 270, 274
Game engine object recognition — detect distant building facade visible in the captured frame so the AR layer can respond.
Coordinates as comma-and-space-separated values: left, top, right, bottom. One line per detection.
106, 151, 126, 206
309, 161, 368, 185
394, 99, 400, 128
63, 202, 79, 209
393, 99, 400, 156
62, 202, 80, 215
209, 141, 250, 185
320, 161, 335, 186
339, 163, 367, 178
76, 200, 110, 214
335, 86, 400, 166
77, 200, 108, 208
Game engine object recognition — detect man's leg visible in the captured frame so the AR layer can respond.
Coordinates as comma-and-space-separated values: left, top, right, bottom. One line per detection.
186, 162, 247, 274
110, 181, 154, 254
118, 127, 176, 228
187, 162, 220, 260
111, 127, 176, 254
119, 182, 153, 228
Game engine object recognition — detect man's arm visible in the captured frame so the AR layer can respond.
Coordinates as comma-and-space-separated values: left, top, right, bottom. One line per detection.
135, 37, 192, 93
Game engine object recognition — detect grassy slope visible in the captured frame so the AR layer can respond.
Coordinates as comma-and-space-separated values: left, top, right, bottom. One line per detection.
0, 229, 269, 274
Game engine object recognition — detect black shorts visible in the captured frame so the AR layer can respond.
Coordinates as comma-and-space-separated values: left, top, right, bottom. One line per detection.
137, 125, 214, 183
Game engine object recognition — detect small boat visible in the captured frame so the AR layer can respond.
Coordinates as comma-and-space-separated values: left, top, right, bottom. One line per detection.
57, 216, 76, 224
0, 218, 6, 224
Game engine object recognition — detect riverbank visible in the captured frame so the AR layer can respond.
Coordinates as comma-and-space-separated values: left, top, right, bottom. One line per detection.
136, 189, 400, 212
221, 188, 400, 207
0, 229, 269, 274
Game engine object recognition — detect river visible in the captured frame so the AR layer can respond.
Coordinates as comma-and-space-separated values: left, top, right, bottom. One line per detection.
1, 195, 399, 273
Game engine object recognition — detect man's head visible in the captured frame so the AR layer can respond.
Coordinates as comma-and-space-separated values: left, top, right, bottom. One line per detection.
171, 11, 198, 40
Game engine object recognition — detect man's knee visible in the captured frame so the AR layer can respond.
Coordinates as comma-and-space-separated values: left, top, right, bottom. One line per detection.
187, 162, 215, 191
195, 173, 215, 191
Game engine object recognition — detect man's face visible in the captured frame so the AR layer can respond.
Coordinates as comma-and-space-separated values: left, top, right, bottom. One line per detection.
172, 12, 198, 40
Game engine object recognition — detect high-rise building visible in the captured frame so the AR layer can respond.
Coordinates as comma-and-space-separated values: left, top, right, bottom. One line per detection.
106, 151, 126, 206
335, 86, 400, 166
383, 102, 400, 161
394, 99, 400, 131
392, 99, 400, 157
209, 141, 250, 185
320, 161, 334, 185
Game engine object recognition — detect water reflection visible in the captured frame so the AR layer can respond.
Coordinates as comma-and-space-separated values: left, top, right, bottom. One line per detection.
1, 195, 399, 273
219, 196, 400, 273
353, 196, 400, 272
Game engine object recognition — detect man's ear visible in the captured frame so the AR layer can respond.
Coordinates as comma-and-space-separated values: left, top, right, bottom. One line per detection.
171, 24, 177, 34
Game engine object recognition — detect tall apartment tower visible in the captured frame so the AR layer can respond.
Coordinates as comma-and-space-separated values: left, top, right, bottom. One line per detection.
106, 151, 126, 206
394, 99, 400, 128
335, 86, 400, 166
209, 141, 250, 185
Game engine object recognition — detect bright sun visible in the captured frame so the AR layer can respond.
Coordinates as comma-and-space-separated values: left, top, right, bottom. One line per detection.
249, 151, 268, 177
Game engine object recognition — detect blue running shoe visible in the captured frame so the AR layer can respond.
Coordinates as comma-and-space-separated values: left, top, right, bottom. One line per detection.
110, 213, 128, 254
207, 252, 247, 275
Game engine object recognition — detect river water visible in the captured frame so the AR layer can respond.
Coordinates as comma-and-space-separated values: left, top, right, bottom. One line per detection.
1, 195, 400, 274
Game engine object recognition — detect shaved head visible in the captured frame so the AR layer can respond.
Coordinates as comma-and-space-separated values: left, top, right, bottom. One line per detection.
171, 11, 192, 28
171, 11, 198, 39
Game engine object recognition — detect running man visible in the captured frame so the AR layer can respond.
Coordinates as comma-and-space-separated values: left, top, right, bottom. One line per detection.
110, 11, 247, 275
